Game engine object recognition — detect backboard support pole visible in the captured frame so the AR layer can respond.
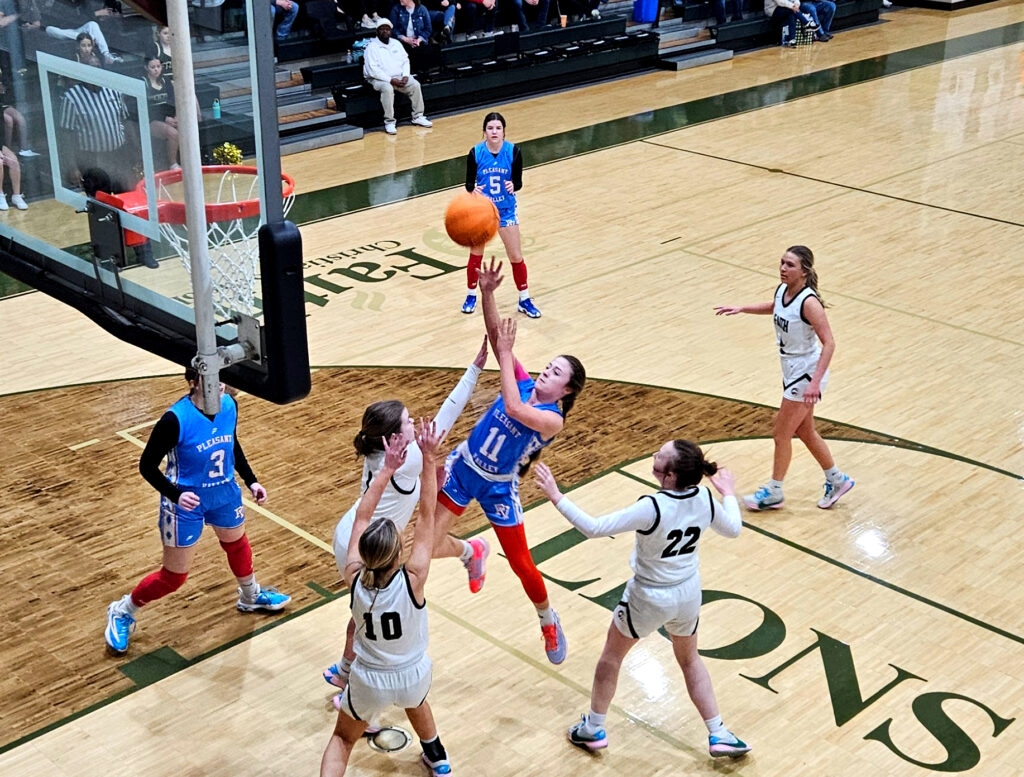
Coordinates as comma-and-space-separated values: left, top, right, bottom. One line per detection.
168, 0, 221, 414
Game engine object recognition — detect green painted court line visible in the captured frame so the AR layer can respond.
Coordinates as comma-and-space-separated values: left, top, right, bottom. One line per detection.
614, 467, 1024, 647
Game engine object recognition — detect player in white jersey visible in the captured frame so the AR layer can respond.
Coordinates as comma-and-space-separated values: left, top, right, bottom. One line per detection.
715, 245, 854, 511
320, 421, 453, 777
534, 439, 751, 760
323, 340, 488, 691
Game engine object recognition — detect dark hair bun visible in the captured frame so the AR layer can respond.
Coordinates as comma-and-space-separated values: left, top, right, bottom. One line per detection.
702, 459, 719, 477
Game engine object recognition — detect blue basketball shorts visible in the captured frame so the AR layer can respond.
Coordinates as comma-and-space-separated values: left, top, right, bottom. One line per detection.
438, 454, 524, 528
157, 481, 245, 547
497, 204, 518, 228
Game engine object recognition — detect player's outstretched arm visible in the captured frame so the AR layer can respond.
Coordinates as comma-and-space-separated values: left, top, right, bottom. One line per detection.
343, 433, 409, 587
714, 301, 773, 316
407, 420, 445, 596
433, 336, 487, 434
534, 463, 658, 537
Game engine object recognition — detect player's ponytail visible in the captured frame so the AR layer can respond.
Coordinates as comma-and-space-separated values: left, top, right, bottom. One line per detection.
557, 355, 586, 418
353, 400, 405, 457
358, 519, 401, 590
668, 440, 717, 489
786, 245, 825, 307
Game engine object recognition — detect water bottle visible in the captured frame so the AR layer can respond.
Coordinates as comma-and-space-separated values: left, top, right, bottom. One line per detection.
212, 98, 221, 120
345, 49, 352, 63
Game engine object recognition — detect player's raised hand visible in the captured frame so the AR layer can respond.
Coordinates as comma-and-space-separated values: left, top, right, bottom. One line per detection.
416, 419, 446, 461
534, 462, 564, 503
381, 432, 410, 473
472, 335, 489, 369
714, 305, 743, 316
708, 467, 736, 496
478, 257, 503, 293
496, 317, 517, 355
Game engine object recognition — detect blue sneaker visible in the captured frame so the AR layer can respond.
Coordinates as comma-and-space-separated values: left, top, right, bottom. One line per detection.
541, 609, 567, 664
517, 297, 541, 318
236, 586, 291, 612
568, 715, 607, 751
461, 294, 477, 314
818, 474, 854, 509
421, 752, 452, 775
105, 597, 135, 654
742, 485, 784, 511
709, 732, 751, 758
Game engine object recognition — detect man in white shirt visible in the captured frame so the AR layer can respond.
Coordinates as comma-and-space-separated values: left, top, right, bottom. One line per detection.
362, 17, 433, 135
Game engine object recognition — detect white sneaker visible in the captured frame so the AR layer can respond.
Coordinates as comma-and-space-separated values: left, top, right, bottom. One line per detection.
881, 0, 892, 6
11, 194, 27, 210
411, 115, 433, 128
742, 485, 784, 511
361, 14, 375, 27
0, 194, 8, 211
384, 121, 397, 135
817, 475, 854, 509
17, 149, 39, 158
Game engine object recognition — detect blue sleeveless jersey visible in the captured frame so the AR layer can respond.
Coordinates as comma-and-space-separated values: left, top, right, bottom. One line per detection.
464, 377, 561, 478
474, 141, 515, 211
165, 394, 238, 503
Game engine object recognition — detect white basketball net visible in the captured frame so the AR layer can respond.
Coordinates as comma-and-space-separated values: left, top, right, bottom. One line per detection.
157, 169, 294, 319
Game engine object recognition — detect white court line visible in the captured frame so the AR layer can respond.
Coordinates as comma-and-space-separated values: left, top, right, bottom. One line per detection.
68, 438, 100, 451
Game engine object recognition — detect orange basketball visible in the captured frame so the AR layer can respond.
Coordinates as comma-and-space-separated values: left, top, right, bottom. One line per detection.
444, 191, 499, 247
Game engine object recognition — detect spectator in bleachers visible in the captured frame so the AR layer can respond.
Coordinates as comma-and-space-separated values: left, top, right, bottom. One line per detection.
803, 0, 833, 40
0, 144, 28, 210
510, 0, 549, 31
763, 0, 816, 46
0, 66, 36, 157
459, 0, 496, 37
423, 0, 457, 43
150, 26, 173, 77
363, 17, 433, 135
390, 0, 431, 49
271, 0, 299, 39
19, 0, 123, 64
144, 57, 180, 170
711, 0, 744, 25
342, 0, 390, 29
76, 31, 103, 67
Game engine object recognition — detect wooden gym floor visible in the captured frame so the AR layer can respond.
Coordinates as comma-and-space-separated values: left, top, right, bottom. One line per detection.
1, 3, 1023, 775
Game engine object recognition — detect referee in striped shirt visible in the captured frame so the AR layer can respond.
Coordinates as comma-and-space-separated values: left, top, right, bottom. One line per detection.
59, 79, 132, 183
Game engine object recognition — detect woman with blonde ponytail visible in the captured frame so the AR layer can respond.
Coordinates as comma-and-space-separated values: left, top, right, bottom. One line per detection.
714, 245, 854, 511
533, 440, 750, 760
321, 421, 454, 777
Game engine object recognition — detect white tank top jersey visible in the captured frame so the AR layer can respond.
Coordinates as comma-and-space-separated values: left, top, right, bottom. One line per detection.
351, 566, 429, 670
773, 284, 821, 359
631, 487, 721, 586
356, 443, 423, 531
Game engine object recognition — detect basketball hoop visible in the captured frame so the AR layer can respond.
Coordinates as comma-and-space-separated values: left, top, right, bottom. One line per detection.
147, 165, 296, 318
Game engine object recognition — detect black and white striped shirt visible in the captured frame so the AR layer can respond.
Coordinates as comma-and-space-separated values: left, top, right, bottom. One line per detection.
59, 84, 128, 152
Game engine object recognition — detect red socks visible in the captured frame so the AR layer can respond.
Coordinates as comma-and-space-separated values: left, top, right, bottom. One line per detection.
467, 253, 483, 290
511, 260, 529, 292
220, 534, 254, 578
493, 523, 548, 604
131, 567, 188, 608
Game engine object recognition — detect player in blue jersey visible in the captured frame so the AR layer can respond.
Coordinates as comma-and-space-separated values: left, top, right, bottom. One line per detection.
103, 368, 290, 655
435, 259, 586, 664
461, 112, 542, 319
